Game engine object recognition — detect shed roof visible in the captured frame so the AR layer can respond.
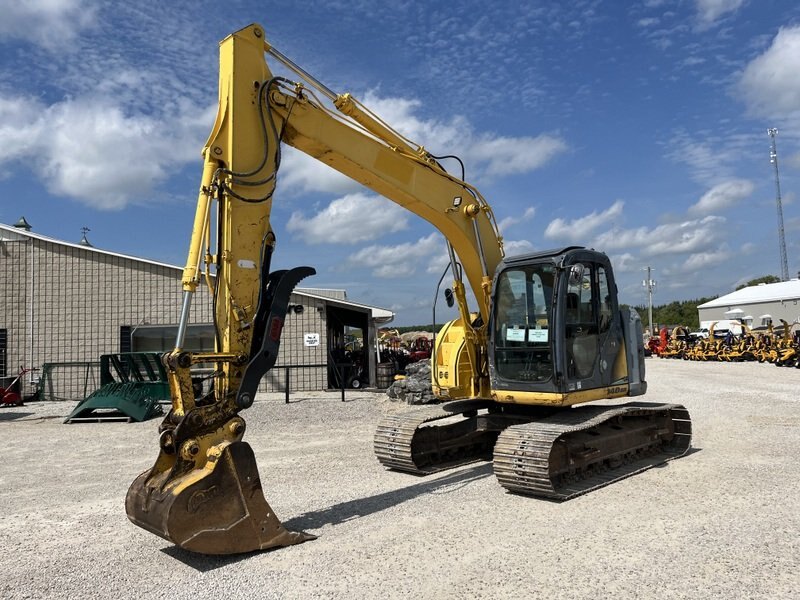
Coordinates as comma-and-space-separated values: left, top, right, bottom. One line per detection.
0, 222, 180, 270
698, 280, 800, 309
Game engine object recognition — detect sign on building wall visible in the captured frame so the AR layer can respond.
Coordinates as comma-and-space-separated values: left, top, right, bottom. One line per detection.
304, 333, 320, 347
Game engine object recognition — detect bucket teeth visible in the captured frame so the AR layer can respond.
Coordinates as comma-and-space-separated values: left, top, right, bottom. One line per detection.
126, 441, 314, 555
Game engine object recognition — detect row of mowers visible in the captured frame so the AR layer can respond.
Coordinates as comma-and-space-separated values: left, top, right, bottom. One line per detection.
650, 321, 800, 366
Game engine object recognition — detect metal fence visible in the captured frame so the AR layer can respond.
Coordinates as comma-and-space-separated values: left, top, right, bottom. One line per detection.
38, 361, 100, 401
37, 360, 355, 404
276, 363, 352, 403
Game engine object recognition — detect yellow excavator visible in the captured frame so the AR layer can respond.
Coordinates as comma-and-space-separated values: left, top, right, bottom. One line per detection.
126, 24, 692, 555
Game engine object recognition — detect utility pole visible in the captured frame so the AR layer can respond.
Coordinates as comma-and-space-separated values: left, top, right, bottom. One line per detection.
767, 128, 790, 281
642, 267, 656, 334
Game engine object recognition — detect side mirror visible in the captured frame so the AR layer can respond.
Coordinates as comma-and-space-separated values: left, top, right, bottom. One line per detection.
444, 288, 454, 308
568, 263, 585, 287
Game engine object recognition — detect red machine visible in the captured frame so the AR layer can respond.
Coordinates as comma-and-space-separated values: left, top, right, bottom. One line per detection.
0, 367, 36, 406
408, 336, 432, 363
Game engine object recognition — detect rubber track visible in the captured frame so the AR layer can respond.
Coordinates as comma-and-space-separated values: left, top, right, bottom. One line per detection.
492, 403, 691, 500
373, 400, 492, 474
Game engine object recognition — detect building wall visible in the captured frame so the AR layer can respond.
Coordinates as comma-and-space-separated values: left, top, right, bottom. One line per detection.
699, 299, 800, 328
261, 292, 328, 392
0, 234, 331, 395
2, 236, 30, 381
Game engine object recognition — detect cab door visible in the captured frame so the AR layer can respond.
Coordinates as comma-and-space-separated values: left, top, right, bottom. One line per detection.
562, 260, 622, 392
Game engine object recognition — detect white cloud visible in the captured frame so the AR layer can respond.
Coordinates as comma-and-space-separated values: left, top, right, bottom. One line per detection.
286, 193, 409, 244
787, 152, 800, 170
544, 200, 624, 241
593, 215, 726, 256
0, 78, 566, 212
0, 0, 96, 50
0, 96, 46, 161
785, 216, 800, 234
665, 130, 744, 185
0, 93, 211, 210
347, 233, 444, 278
681, 56, 706, 68
681, 246, 731, 271
737, 26, 800, 118
497, 208, 537, 260
637, 18, 660, 28
469, 134, 568, 178
497, 206, 536, 233
695, 0, 746, 29
503, 240, 535, 256
278, 90, 567, 194
689, 179, 754, 215
609, 252, 638, 273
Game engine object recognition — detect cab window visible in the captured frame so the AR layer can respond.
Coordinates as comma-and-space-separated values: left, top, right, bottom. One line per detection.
493, 265, 554, 382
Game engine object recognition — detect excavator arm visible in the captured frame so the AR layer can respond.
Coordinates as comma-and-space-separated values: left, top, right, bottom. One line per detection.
195, 24, 504, 400
261, 32, 507, 400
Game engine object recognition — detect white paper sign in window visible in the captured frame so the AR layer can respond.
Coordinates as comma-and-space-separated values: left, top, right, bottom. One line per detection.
506, 327, 526, 342
530, 328, 549, 343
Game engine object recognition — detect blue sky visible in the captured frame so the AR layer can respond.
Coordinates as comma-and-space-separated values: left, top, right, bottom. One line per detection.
1, 0, 799, 325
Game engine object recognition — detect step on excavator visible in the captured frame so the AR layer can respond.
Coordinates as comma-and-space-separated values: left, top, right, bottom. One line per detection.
126, 24, 692, 555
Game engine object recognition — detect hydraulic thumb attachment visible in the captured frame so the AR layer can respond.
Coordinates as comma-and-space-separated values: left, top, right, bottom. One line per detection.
125, 266, 316, 555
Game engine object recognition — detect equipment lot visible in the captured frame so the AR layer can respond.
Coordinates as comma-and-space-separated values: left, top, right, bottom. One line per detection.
2, 359, 798, 599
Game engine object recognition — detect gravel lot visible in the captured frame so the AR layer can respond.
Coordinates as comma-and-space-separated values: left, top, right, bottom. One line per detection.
2, 359, 799, 599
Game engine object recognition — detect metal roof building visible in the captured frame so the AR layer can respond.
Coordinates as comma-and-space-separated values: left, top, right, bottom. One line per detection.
0, 220, 392, 399
697, 280, 800, 328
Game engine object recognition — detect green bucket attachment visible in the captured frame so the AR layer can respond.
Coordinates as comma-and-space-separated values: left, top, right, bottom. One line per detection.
64, 353, 168, 423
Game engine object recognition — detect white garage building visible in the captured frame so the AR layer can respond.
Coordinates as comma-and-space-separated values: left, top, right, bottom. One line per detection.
697, 280, 800, 329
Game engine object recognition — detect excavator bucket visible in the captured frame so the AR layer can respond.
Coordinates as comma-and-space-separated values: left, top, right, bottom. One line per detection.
126, 265, 317, 554
126, 441, 314, 555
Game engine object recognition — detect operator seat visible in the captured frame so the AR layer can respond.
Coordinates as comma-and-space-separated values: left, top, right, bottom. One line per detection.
566, 292, 597, 379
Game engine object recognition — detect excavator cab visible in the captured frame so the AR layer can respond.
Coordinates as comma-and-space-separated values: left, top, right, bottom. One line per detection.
489, 246, 645, 403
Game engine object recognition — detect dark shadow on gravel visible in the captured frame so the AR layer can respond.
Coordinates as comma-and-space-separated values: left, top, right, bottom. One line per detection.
160, 545, 256, 571
283, 462, 494, 531
0, 411, 34, 421
157, 464, 492, 571
653, 446, 702, 463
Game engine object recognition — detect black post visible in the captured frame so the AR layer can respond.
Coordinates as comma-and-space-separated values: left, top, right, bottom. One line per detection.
83, 363, 91, 398
340, 364, 345, 402
284, 366, 290, 404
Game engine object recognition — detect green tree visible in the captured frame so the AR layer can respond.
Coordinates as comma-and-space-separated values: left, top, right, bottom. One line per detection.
633, 297, 716, 330
736, 275, 780, 290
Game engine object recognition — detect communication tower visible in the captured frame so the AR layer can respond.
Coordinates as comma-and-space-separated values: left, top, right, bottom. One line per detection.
767, 128, 789, 281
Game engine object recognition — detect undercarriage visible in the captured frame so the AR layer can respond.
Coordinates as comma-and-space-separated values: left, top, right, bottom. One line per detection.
375, 401, 691, 498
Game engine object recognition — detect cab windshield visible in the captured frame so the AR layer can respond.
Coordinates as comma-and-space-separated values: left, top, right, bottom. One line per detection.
492, 265, 554, 382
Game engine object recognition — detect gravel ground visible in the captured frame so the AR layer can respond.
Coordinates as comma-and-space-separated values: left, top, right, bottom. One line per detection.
2, 358, 799, 599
